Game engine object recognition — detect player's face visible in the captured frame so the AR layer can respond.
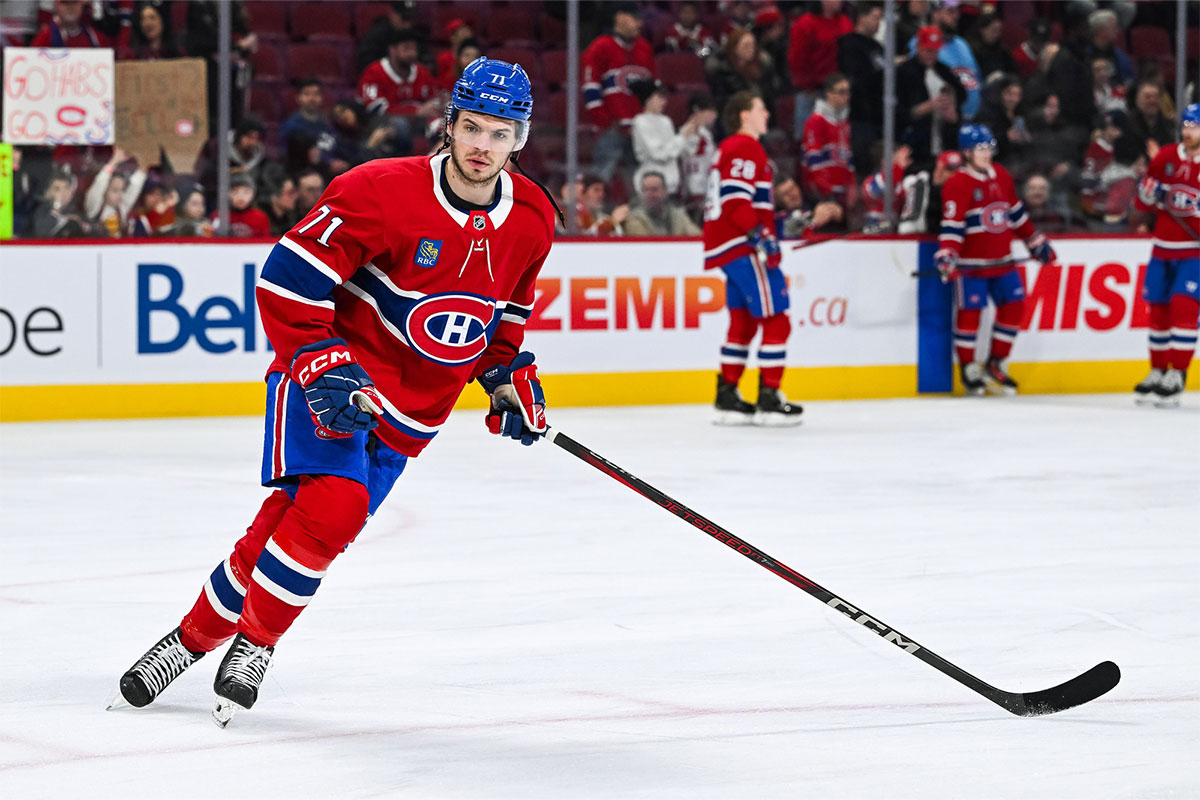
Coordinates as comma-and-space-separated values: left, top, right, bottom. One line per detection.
966, 144, 994, 170
450, 113, 519, 184
1182, 123, 1200, 151
741, 97, 769, 138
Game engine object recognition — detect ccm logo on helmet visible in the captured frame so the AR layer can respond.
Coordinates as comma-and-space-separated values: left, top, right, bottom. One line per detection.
404, 293, 497, 365
480, 93, 510, 104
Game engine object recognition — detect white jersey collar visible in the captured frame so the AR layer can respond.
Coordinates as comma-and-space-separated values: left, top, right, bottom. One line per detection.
381, 57, 416, 85
1176, 143, 1200, 163
430, 153, 514, 229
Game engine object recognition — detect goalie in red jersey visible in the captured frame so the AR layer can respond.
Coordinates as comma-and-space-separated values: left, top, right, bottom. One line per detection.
114, 58, 559, 726
937, 124, 1056, 396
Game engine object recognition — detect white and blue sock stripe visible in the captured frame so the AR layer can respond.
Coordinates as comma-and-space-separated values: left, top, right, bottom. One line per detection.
992, 323, 1019, 343
757, 344, 787, 362
1149, 330, 1171, 351
204, 558, 246, 623
252, 537, 328, 608
720, 343, 750, 365
1170, 327, 1198, 348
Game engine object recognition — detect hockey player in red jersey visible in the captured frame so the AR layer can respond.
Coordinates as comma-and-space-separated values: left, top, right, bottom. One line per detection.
704, 91, 802, 425
582, 2, 655, 181
1131, 103, 1200, 406
115, 58, 558, 726
937, 124, 1056, 395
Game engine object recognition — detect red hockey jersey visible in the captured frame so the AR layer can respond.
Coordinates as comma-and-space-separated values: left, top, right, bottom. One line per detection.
256, 155, 556, 457
1134, 143, 1200, 260
356, 58, 438, 117
801, 100, 854, 202
581, 33, 655, 129
702, 133, 773, 269
938, 163, 1037, 277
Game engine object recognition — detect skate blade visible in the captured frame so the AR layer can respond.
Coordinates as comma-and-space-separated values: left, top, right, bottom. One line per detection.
1154, 396, 1182, 408
212, 697, 239, 728
1134, 394, 1157, 406
984, 382, 1017, 396
713, 410, 757, 426
754, 412, 804, 427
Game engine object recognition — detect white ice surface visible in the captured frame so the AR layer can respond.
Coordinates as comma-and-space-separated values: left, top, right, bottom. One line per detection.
1, 395, 1197, 799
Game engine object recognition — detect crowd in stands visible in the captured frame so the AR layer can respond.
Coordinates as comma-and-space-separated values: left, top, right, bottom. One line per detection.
3, 0, 1197, 240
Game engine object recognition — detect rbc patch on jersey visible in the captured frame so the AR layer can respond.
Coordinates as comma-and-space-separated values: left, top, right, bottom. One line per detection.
415, 239, 442, 268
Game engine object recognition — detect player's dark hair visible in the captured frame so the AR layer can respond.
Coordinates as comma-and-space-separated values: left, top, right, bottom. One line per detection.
723, 90, 761, 136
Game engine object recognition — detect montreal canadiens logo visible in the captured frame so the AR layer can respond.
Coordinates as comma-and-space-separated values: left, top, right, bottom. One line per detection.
1168, 185, 1200, 216
980, 201, 1009, 234
404, 293, 496, 365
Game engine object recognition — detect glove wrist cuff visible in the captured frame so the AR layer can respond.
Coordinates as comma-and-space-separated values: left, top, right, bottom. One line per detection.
291, 338, 358, 387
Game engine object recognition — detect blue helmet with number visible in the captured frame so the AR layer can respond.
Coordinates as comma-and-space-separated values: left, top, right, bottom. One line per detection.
958, 123, 997, 151
446, 57, 534, 150
1182, 103, 1200, 128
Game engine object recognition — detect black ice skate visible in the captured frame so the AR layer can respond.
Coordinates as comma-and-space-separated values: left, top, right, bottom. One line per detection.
755, 378, 803, 426
212, 633, 274, 728
984, 357, 1018, 395
114, 626, 205, 709
714, 375, 756, 425
960, 362, 986, 397
1153, 368, 1186, 408
1134, 368, 1165, 405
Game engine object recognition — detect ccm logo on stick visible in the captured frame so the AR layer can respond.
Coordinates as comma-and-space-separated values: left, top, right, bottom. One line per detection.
827, 597, 921, 653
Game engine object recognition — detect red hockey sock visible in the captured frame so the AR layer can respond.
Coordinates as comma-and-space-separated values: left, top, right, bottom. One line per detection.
1148, 302, 1170, 370
954, 308, 981, 365
179, 489, 293, 653
720, 308, 760, 384
1168, 295, 1199, 371
989, 300, 1024, 361
758, 313, 792, 388
238, 475, 370, 647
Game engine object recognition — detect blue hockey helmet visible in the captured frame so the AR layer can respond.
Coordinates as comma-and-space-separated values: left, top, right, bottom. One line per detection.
1182, 103, 1200, 129
958, 123, 997, 151
446, 57, 534, 150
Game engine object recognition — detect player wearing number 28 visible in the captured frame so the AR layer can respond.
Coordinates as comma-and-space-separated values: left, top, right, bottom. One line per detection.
114, 58, 557, 724
1130, 104, 1200, 407
703, 91, 802, 425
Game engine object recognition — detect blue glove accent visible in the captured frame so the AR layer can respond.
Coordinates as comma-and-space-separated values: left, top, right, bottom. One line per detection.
479, 351, 547, 446
291, 338, 378, 436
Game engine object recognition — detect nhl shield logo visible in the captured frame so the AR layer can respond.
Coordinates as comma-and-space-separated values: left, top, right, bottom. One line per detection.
473, 215, 486, 231
415, 238, 442, 268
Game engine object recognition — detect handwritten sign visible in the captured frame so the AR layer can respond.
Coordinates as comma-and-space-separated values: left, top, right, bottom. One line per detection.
113, 59, 208, 172
2, 48, 115, 145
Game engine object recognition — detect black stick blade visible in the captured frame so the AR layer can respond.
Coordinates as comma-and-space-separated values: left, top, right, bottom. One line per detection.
1008, 661, 1121, 717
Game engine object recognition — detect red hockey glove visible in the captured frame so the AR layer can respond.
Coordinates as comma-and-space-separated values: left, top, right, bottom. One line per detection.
478, 352, 547, 446
934, 249, 958, 283
291, 338, 379, 439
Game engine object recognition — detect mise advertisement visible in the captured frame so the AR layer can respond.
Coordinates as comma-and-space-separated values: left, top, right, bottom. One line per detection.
0, 237, 1171, 420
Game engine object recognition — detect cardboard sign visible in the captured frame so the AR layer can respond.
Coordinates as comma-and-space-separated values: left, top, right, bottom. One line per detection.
113, 58, 208, 172
2, 48, 115, 145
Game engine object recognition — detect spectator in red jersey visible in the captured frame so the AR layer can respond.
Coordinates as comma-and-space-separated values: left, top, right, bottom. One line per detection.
434, 19, 474, 86
31, 0, 110, 47
1091, 57, 1127, 115
788, 0, 852, 139
663, 1, 716, 58
118, 1, 186, 60
357, 28, 440, 120
211, 174, 270, 238
801, 73, 855, 219
582, 2, 655, 182
435, 37, 482, 92
706, 28, 784, 136
1011, 18, 1049, 81
1082, 109, 1128, 217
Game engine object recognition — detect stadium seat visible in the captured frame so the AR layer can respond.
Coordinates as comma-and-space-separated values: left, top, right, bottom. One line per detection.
249, 84, 283, 122
665, 92, 690, 127
540, 12, 567, 47
287, 43, 345, 84
1129, 26, 1172, 61
355, 3, 390, 36
487, 7, 538, 48
655, 52, 706, 91
542, 50, 569, 89
774, 93, 795, 138
251, 42, 286, 82
489, 47, 542, 81
431, 6, 478, 43
292, 1, 351, 42
1000, 22, 1026, 52
245, 2, 288, 37
1188, 28, 1200, 63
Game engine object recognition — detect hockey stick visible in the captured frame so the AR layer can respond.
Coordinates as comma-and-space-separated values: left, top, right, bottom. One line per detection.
547, 427, 1120, 717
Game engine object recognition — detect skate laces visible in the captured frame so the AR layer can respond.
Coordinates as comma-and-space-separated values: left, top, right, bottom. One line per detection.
225, 640, 273, 687
137, 637, 196, 696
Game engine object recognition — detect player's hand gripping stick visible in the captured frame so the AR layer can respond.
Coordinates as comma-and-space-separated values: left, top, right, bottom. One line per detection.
478, 351, 547, 446
747, 224, 782, 268
933, 248, 958, 284
291, 338, 381, 439
1026, 233, 1056, 265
